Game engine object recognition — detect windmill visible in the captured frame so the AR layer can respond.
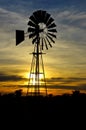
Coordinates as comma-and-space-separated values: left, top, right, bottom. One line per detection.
16, 10, 57, 96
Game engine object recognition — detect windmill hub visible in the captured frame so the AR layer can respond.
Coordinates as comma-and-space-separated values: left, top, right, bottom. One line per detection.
16, 10, 57, 96
38, 23, 47, 38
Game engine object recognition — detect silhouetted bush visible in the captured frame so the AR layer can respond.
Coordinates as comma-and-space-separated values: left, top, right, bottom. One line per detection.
14, 89, 22, 97
0, 90, 86, 127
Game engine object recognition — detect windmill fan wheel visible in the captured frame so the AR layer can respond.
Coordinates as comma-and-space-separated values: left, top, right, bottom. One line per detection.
28, 10, 57, 50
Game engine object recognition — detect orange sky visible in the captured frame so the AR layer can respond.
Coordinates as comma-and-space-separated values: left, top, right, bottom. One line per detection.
0, 1, 86, 95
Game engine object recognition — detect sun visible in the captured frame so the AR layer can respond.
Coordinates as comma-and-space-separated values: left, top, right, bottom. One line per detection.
29, 73, 44, 86
23, 72, 44, 86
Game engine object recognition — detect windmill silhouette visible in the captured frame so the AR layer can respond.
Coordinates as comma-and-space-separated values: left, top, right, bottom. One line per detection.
16, 10, 57, 96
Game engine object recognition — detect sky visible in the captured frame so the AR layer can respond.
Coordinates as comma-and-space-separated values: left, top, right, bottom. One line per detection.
0, 0, 86, 95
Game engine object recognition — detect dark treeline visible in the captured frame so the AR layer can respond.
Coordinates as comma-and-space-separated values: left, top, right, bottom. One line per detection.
0, 90, 86, 128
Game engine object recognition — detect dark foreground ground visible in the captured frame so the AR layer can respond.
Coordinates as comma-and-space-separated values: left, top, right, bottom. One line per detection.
0, 90, 86, 129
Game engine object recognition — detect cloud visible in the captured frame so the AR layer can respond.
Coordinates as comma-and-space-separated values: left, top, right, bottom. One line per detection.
0, 7, 28, 50
0, 7, 27, 31
0, 1, 33, 13
46, 77, 86, 87
0, 0, 86, 9
46, 77, 86, 82
0, 6, 86, 45
0, 73, 27, 82
56, 10, 86, 29
53, 9, 86, 43
0, 1, 86, 88
44, 77, 86, 92
47, 84, 86, 91
0, 58, 28, 65
0, 73, 86, 93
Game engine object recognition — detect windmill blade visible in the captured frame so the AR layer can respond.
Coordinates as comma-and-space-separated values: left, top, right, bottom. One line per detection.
27, 10, 57, 47
29, 15, 38, 24
33, 10, 42, 23
41, 38, 44, 50
33, 10, 47, 24
41, 10, 46, 23
28, 27, 36, 32
33, 13, 38, 23
47, 23, 56, 29
32, 36, 38, 44
46, 37, 52, 47
43, 38, 48, 50
28, 21, 37, 28
44, 13, 50, 24
47, 34, 55, 43
48, 32, 56, 38
48, 29, 57, 33
36, 10, 43, 23
29, 32, 37, 38
46, 17, 54, 26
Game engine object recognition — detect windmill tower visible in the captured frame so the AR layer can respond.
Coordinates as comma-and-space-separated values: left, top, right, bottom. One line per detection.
16, 10, 57, 96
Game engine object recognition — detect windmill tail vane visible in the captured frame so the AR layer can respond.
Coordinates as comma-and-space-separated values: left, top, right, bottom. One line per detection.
15, 10, 57, 96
